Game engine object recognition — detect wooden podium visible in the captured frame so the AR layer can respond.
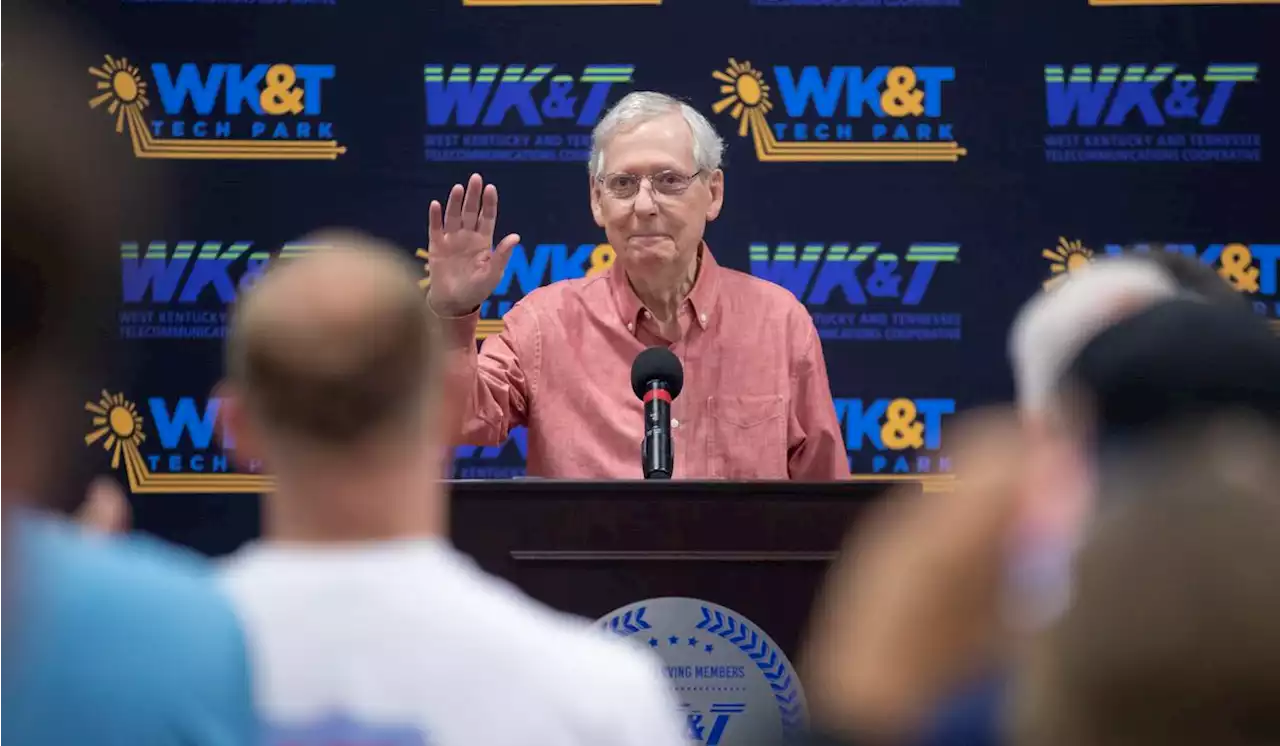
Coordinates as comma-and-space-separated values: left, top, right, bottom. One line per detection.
130, 479, 909, 659
448, 479, 908, 658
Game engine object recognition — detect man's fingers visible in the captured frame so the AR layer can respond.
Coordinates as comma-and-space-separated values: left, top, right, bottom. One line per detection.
443, 183, 464, 233
76, 477, 131, 535
477, 183, 499, 239
460, 173, 483, 230
494, 233, 521, 262
428, 200, 444, 248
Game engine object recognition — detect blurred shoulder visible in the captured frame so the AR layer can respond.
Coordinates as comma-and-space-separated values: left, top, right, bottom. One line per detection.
432, 546, 676, 699
18, 512, 246, 647
469, 588, 682, 740
6, 512, 255, 744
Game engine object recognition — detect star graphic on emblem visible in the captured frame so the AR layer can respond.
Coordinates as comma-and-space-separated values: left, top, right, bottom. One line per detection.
705, 643, 714, 653
687, 637, 699, 647
649, 637, 659, 648
668, 635, 680, 645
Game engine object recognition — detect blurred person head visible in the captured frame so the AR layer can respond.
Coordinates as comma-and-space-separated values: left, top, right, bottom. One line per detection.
1062, 297, 1280, 460
1005, 257, 1182, 568
1010, 255, 1180, 419
2, 4, 160, 513
1127, 244, 1249, 308
1011, 248, 1252, 422
217, 232, 451, 542
1007, 416, 1280, 746
1005, 271, 1276, 631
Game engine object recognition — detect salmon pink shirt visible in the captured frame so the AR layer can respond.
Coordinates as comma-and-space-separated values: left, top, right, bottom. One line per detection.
436, 244, 850, 480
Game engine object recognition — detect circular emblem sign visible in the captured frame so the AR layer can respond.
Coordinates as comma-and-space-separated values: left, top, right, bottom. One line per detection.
597, 596, 807, 746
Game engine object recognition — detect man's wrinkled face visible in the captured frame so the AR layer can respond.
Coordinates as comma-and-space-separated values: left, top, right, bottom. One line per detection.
590, 112, 723, 275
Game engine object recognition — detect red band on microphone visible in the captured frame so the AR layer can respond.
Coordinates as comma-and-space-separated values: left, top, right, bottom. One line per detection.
643, 389, 672, 404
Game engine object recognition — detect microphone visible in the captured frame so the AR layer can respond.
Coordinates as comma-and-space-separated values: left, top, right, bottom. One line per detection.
630, 347, 684, 480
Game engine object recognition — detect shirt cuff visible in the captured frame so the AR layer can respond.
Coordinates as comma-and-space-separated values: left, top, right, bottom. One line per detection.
427, 300, 481, 348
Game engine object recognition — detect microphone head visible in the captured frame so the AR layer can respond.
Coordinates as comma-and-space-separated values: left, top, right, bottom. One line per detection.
631, 346, 684, 400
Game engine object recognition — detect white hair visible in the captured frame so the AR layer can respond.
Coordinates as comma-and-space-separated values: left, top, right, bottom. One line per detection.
1009, 256, 1183, 415
588, 91, 725, 179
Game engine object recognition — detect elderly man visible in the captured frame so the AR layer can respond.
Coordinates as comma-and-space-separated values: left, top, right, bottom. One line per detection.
425, 91, 848, 480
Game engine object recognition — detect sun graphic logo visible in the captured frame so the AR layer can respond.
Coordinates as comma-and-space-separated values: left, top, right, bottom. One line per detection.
91, 57, 151, 133
709, 58, 966, 163
88, 54, 346, 161
85, 392, 147, 472
712, 60, 774, 138
1042, 237, 1096, 289
84, 391, 274, 494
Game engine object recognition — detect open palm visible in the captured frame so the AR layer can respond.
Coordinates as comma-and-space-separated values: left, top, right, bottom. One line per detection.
425, 173, 520, 317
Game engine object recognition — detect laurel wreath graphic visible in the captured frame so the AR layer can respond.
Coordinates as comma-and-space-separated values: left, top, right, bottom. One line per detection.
602, 604, 805, 730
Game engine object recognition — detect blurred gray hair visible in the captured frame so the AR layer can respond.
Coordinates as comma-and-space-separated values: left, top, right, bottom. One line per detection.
588, 91, 725, 179
1009, 256, 1181, 415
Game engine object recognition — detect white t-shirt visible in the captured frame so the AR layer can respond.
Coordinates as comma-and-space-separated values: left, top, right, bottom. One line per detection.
219, 538, 688, 746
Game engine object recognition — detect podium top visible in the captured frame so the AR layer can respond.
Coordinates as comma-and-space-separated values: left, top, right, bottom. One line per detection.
444, 478, 918, 501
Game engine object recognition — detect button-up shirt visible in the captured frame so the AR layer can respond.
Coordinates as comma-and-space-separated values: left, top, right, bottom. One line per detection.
436, 244, 849, 480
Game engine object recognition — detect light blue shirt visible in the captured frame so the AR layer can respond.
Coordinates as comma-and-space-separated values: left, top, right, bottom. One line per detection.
2, 510, 259, 746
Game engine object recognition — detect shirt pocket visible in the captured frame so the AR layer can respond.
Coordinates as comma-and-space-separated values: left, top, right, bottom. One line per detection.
708, 394, 788, 479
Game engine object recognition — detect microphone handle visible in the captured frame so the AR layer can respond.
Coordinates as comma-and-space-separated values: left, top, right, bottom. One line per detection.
642, 381, 673, 480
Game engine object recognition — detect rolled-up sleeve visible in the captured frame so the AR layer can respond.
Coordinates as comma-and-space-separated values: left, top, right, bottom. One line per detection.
787, 322, 850, 481
432, 301, 538, 447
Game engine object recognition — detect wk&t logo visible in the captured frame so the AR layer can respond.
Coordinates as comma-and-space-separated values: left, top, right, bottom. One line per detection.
709, 58, 965, 163
836, 397, 956, 489
85, 391, 271, 494
750, 242, 961, 341
119, 240, 321, 340
88, 55, 345, 160
423, 64, 635, 162
1043, 63, 1261, 163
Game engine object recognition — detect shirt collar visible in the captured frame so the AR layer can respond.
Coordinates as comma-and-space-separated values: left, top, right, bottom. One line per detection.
609, 242, 720, 334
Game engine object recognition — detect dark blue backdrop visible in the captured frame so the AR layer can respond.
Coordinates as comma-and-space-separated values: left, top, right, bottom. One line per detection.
67, 0, 1278, 522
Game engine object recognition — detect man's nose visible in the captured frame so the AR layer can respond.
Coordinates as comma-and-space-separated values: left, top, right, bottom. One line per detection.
632, 182, 659, 215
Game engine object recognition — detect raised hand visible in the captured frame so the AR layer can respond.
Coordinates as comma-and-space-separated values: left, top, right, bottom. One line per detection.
425, 173, 521, 317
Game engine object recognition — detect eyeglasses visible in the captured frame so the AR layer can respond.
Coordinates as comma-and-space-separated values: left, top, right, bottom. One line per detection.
598, 170, 703, 200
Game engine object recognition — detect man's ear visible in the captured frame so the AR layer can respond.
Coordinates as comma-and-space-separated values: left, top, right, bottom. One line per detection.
705, 169, 725, 222
589, 175, 605, 228
212, 380, 267, 473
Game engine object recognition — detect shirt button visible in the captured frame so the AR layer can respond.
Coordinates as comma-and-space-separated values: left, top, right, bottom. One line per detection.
626, 322, 634, 331
699, 313, 708, 324
641, 309, 649, 318
672, 419, 680, 428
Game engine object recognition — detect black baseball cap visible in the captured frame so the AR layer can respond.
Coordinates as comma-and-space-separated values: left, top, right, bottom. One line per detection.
1060, 298, 1280, 448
